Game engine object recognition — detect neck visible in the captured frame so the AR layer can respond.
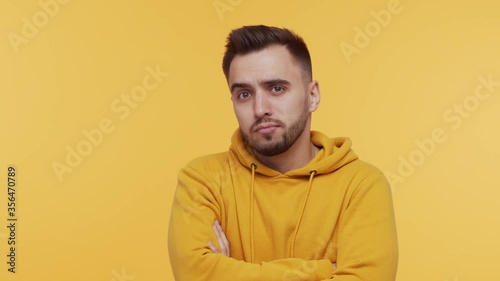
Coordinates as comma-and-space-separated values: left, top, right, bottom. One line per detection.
253, 129, 319, 174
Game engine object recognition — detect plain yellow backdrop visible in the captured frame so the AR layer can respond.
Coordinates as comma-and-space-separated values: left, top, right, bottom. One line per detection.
1, 0, 499, 280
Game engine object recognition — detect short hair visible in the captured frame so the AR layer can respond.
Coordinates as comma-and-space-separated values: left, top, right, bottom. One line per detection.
222, 25, 312, 82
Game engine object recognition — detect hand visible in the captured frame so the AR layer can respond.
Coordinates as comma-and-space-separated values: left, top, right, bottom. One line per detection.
332, 262, 337, 270
208, 220, 231, 257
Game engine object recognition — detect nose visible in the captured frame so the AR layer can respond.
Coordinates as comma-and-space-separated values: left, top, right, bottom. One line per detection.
254, 91, 272, 118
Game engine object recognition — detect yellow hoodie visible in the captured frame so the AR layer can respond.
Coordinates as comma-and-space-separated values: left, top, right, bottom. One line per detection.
168, 129, 398, 281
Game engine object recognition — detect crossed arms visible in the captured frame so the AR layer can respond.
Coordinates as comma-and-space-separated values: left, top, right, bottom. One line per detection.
208, 219, 338, 270
168, 164, 398, 281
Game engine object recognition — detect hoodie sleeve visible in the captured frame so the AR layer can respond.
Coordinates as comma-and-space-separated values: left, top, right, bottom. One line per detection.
320, 171, 399, 281
168, 165, 334, 281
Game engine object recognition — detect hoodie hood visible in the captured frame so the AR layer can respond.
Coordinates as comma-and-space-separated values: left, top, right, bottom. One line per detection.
229, 129, 358, 176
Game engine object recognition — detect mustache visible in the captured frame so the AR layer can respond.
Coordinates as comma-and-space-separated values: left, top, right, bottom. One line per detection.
251, 116, 285, 131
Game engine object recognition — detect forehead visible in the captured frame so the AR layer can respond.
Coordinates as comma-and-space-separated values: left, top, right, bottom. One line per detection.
228, 45, 303, 84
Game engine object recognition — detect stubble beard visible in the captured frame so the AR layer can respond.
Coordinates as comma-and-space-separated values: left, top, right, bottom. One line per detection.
242, 103, 310, 157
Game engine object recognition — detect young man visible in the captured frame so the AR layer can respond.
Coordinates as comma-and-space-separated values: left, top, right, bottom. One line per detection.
168, 25, 398, 281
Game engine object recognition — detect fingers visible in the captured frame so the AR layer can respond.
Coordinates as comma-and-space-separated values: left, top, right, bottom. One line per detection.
213, 220, 230, 257
208, 241, 218, 253
216, 220, 231, 256
208, 220, 231, 257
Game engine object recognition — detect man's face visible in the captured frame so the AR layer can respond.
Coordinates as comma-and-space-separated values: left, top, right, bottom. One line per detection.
228, 44, 319, 156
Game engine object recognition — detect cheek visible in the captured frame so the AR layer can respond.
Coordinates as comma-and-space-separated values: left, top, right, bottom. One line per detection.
280, 101, 303, 120
233, 105, 253, 129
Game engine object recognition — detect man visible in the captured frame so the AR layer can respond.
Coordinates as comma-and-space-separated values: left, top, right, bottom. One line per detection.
168, 25, 398, 281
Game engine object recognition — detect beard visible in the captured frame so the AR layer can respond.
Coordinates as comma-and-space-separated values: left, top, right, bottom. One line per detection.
242, 103, 310, 157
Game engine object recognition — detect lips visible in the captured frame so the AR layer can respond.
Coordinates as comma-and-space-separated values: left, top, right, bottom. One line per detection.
254, 123, 279, 133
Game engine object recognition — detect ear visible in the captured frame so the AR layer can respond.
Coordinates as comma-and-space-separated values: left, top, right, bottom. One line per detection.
307, 80, 321, 112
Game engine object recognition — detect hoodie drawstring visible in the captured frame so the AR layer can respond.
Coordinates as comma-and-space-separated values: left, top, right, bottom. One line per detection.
249, 163, 257, 263
290, 170, 317, 258
249, 165, 317, 261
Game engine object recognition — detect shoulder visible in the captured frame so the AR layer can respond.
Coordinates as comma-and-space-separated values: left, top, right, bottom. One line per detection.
333, 158, 390, 193
175, 152, 231, 191
181, 152, 230, 177
341, 159, 392, 199
186, 152, 228, 168
343, 159, 385, 179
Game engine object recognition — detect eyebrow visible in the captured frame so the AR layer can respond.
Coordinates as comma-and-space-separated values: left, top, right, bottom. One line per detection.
230, 79, 291, 93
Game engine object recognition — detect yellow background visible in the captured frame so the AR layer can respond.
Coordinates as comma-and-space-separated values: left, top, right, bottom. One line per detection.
1, 0, 499, 280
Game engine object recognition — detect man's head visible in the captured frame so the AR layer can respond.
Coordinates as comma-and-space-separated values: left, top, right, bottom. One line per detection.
223, 25, 320, 157
222, 25, 312, 83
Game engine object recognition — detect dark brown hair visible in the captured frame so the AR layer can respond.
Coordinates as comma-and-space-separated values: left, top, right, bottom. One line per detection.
222, 25, 312, 81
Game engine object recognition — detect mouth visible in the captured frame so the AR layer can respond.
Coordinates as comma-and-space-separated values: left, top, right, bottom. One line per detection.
254, 123, 280, 133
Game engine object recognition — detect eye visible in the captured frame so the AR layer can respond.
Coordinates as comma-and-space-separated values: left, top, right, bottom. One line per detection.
271, 86, 285, 93
238, 91, 251, 99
